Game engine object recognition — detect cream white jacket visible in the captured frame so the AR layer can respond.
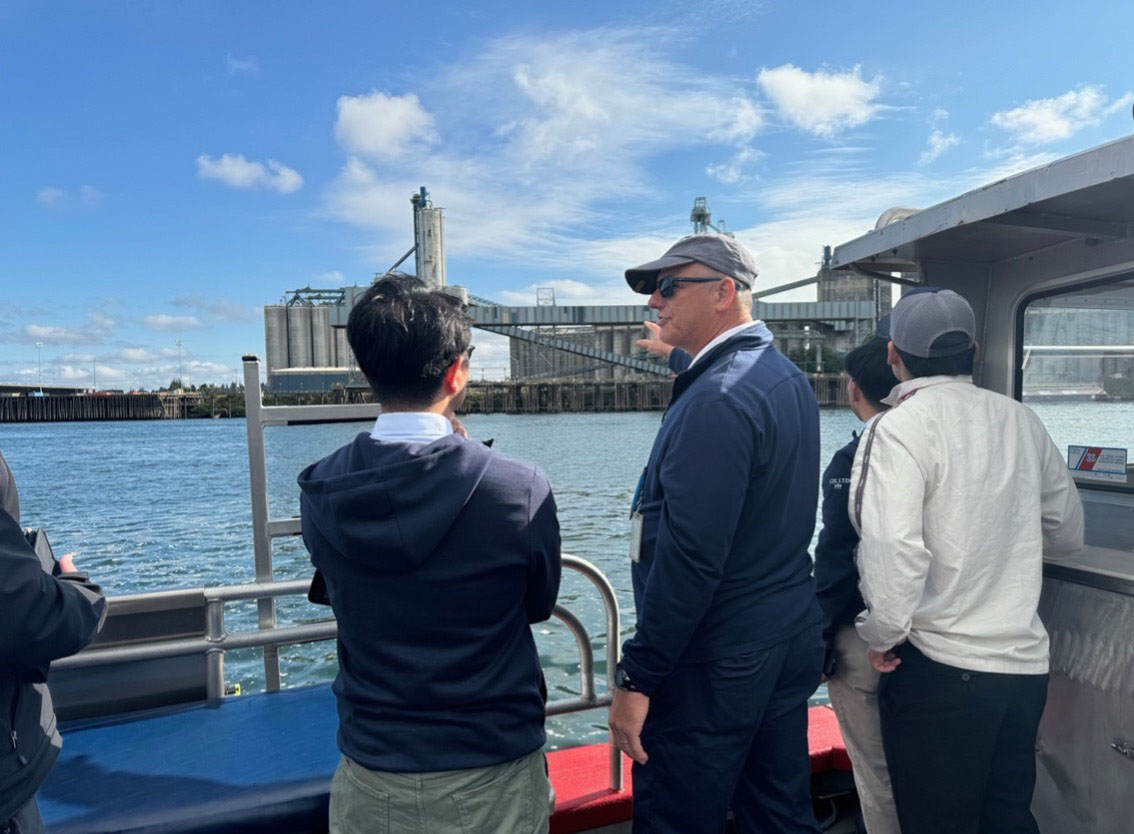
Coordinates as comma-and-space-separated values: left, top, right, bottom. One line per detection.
848, 375, 1083, 674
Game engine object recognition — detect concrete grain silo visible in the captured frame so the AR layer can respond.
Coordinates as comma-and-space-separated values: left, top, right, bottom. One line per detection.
264, 306, 290, 374
287, 305, 313, 368
311, 307, 333, 368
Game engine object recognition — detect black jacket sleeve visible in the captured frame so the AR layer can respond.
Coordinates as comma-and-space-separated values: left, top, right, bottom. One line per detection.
525, 469, 561, 624
0, 508, 106, 673
814, 437, 865, 642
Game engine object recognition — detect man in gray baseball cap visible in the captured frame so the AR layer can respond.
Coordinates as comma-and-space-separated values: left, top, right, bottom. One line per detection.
849, 287, 1083, 834
610, 233, 824, 833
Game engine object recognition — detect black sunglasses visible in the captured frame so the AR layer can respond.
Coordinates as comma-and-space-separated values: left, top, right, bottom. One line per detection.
656, 275, 749, 298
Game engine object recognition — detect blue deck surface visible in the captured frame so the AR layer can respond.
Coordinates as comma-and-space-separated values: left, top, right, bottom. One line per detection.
38, 684, 340, 834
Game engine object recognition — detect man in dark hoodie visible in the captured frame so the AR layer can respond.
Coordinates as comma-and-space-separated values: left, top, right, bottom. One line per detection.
298, 275, 561, 834
1, 451, 106, 834
614, 235, 823, 833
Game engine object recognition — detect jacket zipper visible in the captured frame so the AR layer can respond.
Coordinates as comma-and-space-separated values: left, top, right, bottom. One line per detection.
8, 686, 26, 766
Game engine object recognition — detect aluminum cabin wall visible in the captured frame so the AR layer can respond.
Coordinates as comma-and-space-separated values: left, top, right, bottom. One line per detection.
264, 306, 290, 373
286, 305, 314, 368
311, 307, 333, 368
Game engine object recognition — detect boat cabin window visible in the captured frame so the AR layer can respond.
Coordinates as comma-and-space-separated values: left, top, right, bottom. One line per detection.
1018, 277, 1134, 493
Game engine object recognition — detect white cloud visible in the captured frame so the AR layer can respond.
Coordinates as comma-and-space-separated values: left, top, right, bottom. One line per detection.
173, 295, 257, 323
324, 28, 768, 267
334, 91, 439, 160
706, 147, 765, 185
22, 312, 117, 345
757, 64, 883, 137
315, 270, 345, 284
989, 85, 1125, 145
226, 53, 260, 74
497, 278, 641, 307
1104, 92, 1134, 116
78, 185, 101, 207
36, 187, 66, 206
919, 129, 961, 165
117, 348, 159, 363
144, 314, 202, 331
36, 185, 100, 208
196, 153, 304, 194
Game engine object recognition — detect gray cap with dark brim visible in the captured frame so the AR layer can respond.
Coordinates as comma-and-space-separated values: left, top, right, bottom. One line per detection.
625, 233, 759, 294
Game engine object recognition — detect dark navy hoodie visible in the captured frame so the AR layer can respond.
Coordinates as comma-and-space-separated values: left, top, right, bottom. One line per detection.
298, 432, 560, 772
620, 325, 822, 696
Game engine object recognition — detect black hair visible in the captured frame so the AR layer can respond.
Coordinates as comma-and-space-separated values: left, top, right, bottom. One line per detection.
346, 273, 472, 407
895, 344, 976, 379
843, 337, 895, 407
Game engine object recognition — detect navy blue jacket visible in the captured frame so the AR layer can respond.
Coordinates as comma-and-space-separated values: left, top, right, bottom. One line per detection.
298, 433, 560, 772
620, 327, 822, 696
814, 433, 867, 643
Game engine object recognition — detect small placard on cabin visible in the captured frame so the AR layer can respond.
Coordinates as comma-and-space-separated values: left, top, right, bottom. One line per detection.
1068, 445, 1128, 483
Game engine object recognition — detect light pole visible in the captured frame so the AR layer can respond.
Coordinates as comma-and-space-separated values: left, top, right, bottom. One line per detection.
176, 340, 183, 390
35, 342, 43, 393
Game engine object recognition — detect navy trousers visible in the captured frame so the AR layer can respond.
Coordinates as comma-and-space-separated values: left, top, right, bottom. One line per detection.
632, 625, 824, 834
879, 643, 1048, 834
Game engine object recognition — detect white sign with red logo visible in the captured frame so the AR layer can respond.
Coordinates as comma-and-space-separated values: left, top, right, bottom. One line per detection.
1068, 446, 1128, 483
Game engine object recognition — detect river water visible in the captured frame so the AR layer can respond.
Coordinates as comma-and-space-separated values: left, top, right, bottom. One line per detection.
2, 401, 1130, 749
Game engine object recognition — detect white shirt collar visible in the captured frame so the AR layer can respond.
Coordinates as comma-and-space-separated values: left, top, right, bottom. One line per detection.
370, 412, 453, 444
881, 375, 973, 407
689, 320, 765, 367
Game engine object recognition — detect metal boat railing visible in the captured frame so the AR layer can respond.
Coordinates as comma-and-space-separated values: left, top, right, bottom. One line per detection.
53, 554, 623, 791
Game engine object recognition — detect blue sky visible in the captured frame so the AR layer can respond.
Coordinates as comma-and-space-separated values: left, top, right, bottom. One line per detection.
3, 0, 1133, 387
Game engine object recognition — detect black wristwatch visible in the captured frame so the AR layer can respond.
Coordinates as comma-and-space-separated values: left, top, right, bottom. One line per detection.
614, 663, 642, 693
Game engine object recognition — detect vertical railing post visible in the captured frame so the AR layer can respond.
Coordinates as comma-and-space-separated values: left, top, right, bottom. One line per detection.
242, 356, 281, 690
205, 598, 226, 705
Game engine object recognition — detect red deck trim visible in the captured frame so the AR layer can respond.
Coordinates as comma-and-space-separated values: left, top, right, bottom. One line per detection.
548, 705, 851, 833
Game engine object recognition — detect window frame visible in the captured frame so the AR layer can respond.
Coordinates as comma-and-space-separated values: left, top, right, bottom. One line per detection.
1014, 271, 1134, 494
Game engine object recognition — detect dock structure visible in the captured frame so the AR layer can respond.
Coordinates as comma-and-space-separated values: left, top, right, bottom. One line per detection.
455, 373, 850, 415
0, 387, 206, 422
0, 393, 165, 422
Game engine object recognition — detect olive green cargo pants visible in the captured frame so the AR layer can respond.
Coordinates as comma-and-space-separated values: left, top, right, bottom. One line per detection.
330, 749, 550, 834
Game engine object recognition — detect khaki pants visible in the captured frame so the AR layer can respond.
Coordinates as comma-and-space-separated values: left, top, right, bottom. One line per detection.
825, 625, 901, 834
330, 749, 550, 834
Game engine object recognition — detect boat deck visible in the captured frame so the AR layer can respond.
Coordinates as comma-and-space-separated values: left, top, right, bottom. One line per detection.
37, 684, 852, 833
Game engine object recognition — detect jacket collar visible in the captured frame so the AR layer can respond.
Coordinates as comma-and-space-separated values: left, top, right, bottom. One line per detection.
671, 324, 773, 405
882, 374, 973, 407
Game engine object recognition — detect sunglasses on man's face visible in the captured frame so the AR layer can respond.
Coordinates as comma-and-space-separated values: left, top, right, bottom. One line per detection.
656, 276, 749, 298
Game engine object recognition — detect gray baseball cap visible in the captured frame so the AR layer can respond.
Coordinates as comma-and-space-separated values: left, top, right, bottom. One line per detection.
891, 289, 975, 358
625, 234, 759, 294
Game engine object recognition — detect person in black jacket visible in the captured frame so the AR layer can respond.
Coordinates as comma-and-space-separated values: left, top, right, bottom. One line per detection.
298, 275, 561, 834
0, 452, 106, 834
814, 336, 898, 834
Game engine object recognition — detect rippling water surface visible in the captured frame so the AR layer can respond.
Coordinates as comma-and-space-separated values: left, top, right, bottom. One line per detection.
3, 401, 1126, 748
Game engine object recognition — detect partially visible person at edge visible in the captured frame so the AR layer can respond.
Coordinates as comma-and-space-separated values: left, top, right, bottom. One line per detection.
813, 334, 900, 834
298, 274, 561, 834
1, 451, 107, 834
611, 234, 824, 834
849, 288, 1083, 834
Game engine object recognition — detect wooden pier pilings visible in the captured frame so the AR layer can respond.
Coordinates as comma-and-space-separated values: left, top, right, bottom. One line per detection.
0, 394, 165, 422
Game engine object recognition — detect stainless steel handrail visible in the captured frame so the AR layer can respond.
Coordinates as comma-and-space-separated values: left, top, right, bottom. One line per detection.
52, 553, 625, 792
